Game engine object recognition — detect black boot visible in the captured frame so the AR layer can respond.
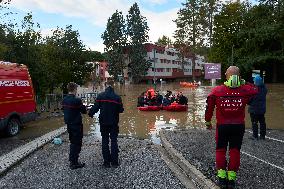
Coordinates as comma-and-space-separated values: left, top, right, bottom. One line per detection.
70, 162, 85, 170
227, 180, 236, 189
102, 161, 111, 168
111, 161, 120, 168
218, 177, 227, 189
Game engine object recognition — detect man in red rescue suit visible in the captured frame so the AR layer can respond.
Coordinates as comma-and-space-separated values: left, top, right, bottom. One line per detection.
205, 66, 258, 189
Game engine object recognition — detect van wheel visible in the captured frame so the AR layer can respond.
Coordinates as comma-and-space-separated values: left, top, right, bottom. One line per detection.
6, 118, 20, 136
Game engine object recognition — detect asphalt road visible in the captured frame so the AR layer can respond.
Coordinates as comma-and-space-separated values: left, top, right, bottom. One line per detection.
164, 128, 284, 189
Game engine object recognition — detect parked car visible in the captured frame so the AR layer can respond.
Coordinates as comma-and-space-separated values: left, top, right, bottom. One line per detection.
0, 61, 37, 136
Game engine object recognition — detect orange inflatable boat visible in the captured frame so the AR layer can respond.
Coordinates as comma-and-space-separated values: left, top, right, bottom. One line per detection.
180, 82, 199, 88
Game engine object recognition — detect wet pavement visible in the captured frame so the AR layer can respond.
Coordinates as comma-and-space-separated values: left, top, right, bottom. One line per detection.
0, 134, 186, 189
163, 129, 284, 189
0, 82, 283, 188
0, 114, 64, 156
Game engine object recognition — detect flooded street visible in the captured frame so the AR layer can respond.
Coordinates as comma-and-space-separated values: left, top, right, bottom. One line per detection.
0, 116, 63, 156
84, 83, 284, 143
1, 82, 283, 155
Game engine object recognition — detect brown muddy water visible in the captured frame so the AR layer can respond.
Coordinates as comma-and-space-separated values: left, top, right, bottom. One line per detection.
1, 83, 283, 145
83, 83, 284, 143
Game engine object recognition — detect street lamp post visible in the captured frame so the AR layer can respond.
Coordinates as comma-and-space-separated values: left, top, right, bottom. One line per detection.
153, 46, 156, 90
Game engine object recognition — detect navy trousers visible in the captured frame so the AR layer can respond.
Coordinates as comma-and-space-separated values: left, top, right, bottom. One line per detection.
100, 124, 119, 164
250, 113, 266, 138
67, 124, 83, 165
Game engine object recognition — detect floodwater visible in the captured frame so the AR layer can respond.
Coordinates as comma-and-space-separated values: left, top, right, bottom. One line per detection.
1, 82, 283, 148
0, 115, 64, 156
85, 83, 284, 143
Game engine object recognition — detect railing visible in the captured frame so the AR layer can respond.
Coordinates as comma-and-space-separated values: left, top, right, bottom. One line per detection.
36, 94, 63, 113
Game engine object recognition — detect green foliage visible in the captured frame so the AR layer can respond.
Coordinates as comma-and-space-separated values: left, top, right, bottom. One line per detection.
88, 51, 105, 62
0, 9, 95, 95
102, 3, 150, 83
156, 35, 173, 46
174, 0, 208, 80
201, 0, 222, 47
102, 10, 126, 80
175, 0, 206, 50
209, 2, 248, 64
42, 25, 93, 93
126, 3, 151, 83
208, 0, 284, 81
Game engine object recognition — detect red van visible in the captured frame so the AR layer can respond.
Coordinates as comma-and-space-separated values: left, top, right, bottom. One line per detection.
0, 61, 37, 136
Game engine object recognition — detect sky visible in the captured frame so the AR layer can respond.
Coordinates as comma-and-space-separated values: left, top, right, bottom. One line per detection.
6, 0, 257, 53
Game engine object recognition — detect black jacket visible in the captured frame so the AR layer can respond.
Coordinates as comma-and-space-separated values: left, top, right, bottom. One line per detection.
62, 94, 87, 125
89, 87, 124, 125
178, 95, 188, 105
248, 85, 267, 114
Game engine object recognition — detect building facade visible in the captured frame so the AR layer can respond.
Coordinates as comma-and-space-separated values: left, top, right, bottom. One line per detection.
87, 61, 111, 82
124, 43, 205, 82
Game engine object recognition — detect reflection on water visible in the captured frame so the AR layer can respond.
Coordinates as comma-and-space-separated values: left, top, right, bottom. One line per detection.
11, 83, 283, 143
16, 117, 64, 140
84, 83, 284, 143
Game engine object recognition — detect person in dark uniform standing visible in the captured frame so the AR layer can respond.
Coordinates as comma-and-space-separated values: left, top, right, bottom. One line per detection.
62, 82, 87, 170
88, 79, 124, 168
249, 75, 267, 140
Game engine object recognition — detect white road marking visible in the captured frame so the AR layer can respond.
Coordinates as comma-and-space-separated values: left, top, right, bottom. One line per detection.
246, 130, 284, 143
241, 151, 284, 172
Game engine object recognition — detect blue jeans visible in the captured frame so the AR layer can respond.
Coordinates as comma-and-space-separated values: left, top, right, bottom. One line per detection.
100, 124, 119, 164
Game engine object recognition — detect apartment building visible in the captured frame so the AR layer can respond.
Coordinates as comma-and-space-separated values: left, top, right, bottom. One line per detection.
124, 43, 205, 82
87, 61, 111, 82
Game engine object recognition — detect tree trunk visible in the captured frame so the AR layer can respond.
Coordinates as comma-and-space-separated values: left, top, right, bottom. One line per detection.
192, 54, 196, 81
272, 62, 277, 83
181, 55, 185, 71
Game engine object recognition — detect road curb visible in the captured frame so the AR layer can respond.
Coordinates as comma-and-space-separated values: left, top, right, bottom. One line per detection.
0, 126, 67, 176
158, 145, 199, 189
160, 130, 219, 189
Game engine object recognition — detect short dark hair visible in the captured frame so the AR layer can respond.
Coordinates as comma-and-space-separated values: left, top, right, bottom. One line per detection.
106, 78, 114, 87
67, 82, 78, 93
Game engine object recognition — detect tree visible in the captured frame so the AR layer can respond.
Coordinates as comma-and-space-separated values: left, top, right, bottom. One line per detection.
43, 25, 93, 93
0, 0, 14, 60
0, 4, 96, 95
0, 0, 13, 28
174, 0, 206, 80
88, 51, 105, 62
209, 0, 284, 82
235, 0, 284, 81
201, 0, 222, 48
102, 10, 126, 80
209, 2, 248, 66
8, 13, 45, 93
126, 3, 151, 83
156, 35, 173, 46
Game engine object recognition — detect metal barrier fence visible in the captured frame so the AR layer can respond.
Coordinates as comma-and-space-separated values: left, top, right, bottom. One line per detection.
36, 92, 98, 113
36, 94, 63, 113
